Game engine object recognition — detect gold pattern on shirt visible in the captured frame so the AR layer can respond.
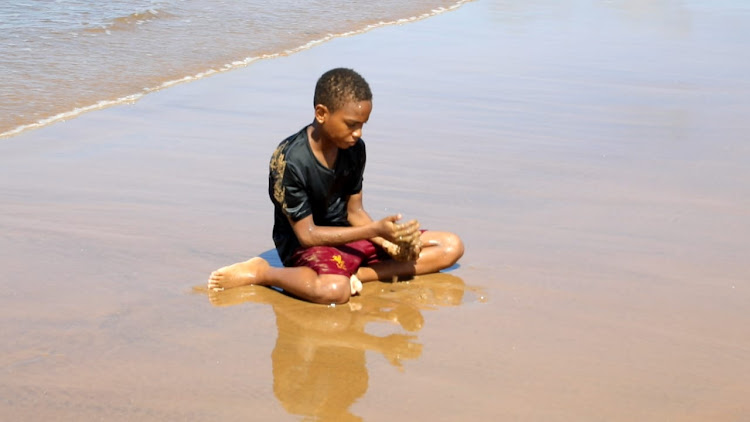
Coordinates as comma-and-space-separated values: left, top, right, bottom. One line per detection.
270, 145, 287, 209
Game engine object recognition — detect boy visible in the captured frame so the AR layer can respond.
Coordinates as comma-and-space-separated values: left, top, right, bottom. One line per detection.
208, 68, 463, 304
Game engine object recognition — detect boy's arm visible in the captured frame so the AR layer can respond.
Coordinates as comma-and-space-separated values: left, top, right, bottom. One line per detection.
289, 211, 414, 249
347, 192, 388, 248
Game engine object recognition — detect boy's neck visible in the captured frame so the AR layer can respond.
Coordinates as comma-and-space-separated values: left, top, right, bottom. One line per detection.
308, 123, 339, 169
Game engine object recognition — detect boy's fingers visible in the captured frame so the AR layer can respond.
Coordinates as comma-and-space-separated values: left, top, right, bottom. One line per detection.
402, 230, 420, 241
395, 225, 420, 240
382, 240, 398, 255
394, 219, 417, 227
395, 233, 418, 245
385, 214, 402, 222
394, 220, 419, 234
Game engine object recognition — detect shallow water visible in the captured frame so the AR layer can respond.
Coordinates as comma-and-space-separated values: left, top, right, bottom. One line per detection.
0, 0, 468, 138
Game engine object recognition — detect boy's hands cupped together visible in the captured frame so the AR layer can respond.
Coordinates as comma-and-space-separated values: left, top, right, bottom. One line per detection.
376, 214, 420, 244
383, 236, 423, 262
377, 215, 423, 262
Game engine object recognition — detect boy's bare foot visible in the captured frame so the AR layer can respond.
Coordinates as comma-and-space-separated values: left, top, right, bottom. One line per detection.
207, 257, 270, 291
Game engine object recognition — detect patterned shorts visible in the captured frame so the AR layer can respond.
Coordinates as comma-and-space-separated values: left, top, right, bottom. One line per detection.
288, 239, 391, 277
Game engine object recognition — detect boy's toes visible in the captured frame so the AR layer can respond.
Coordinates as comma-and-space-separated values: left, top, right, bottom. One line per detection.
207, 282, 224, 292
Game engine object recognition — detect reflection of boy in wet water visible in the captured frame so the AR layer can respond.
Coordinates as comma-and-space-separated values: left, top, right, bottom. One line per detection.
208, 68, 464, 304
207, 273, 468, 421
271, 304, 419, 422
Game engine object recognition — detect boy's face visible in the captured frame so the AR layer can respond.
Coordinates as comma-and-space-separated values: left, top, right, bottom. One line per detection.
316, 100, 372, 149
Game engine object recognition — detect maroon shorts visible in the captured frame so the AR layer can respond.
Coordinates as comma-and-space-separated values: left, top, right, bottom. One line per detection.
288, 239, 391, 277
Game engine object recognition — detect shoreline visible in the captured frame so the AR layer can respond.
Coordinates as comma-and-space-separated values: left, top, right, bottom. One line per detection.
0, 0, 473, 140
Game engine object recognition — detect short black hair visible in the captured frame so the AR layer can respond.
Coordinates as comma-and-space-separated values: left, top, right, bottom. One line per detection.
314, 68, 372, 113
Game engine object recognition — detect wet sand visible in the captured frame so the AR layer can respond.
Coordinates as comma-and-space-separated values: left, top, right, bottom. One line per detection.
2, 1, 750, 420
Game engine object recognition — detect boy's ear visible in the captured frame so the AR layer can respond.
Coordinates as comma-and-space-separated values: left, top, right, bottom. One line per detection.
314, 104, 329, 124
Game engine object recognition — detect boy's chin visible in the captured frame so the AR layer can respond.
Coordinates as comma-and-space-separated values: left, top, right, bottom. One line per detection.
336, 140, 357, 149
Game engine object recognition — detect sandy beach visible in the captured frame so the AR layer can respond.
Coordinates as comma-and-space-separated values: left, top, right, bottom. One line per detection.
2, 0, 750, 420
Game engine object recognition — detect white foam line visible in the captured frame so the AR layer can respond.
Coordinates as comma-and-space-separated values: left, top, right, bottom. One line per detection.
1, 0, 474, 140
0, 94, 146, 139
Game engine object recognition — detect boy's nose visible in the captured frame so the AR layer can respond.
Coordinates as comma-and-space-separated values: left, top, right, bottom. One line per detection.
353, 127, 362, 138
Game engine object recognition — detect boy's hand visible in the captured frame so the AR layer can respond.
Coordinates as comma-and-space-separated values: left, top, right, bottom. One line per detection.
402, 235, 422, 261
383, 235, 422, 262
379, 214, 422, 262
376, 214, 420, 244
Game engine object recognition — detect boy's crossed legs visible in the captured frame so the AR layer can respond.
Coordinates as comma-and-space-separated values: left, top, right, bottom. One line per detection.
207, 231, 464, 304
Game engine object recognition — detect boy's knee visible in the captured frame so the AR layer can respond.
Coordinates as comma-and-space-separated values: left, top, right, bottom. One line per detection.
311, 276, 351, 304
443, 232, 464, 264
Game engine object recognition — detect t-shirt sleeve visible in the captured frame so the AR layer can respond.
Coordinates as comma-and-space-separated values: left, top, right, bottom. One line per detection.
281, 162, 312, 221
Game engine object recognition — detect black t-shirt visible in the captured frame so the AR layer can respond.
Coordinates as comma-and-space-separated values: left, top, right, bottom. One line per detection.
268, 125, 366, 265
